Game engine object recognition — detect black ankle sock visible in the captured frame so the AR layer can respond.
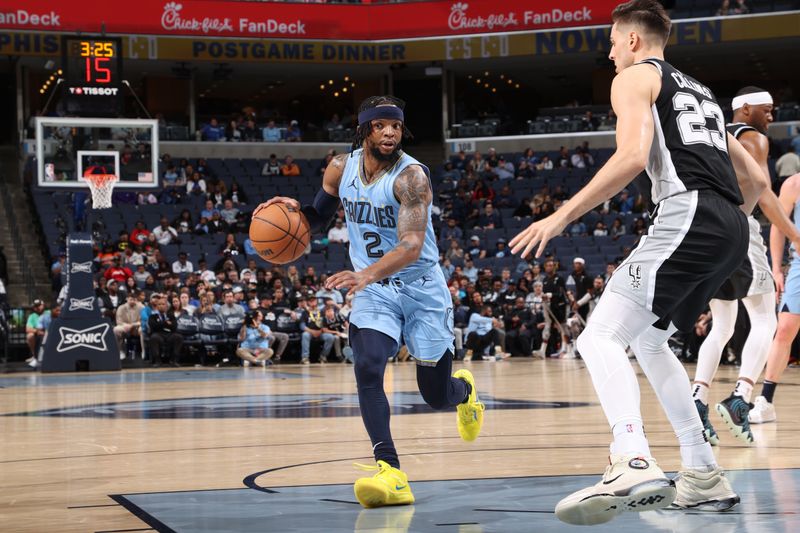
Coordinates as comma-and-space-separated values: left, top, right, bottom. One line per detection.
460, 380, 472, 404
761, 380, 777, 403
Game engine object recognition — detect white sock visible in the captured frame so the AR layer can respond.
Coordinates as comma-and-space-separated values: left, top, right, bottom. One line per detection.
631, 326, 717, 471
611, 421, 651, 457
692, 382, 709, 405
733, 379, 754, 404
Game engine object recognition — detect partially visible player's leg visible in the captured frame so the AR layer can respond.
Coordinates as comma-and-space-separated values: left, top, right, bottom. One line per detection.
716, 292, 776, 442
556, 291, 676, 526
692, 298, 737, 445
752, 311, 800, 423
351, 325, 399, 467
350, 324, 415, 509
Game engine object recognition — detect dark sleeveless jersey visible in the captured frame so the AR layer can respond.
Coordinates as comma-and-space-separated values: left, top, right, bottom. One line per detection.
637, 58, 743, 206
726, 122, 759, 140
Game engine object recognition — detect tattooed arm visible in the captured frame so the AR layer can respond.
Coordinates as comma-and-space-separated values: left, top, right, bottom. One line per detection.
326, 164, 430, 294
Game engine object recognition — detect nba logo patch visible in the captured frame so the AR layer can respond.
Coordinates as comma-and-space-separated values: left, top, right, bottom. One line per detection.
628, 264, 642, 290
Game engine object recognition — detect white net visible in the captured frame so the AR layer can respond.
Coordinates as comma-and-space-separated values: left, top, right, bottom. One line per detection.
85, 174, 118, 209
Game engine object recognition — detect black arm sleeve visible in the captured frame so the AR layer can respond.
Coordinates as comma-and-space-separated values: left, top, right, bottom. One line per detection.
301, 188, 341, 233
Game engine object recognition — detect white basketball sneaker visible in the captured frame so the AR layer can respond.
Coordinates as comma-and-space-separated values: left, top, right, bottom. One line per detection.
668, 467, 739, 511
555, 454, 676, 526
748, 396, 776, 424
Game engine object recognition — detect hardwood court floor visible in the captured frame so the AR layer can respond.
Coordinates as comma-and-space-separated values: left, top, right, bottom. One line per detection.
0, 359, 798, 532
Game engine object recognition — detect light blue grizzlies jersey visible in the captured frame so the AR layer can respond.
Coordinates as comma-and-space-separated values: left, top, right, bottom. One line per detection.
339, 148, 439, 281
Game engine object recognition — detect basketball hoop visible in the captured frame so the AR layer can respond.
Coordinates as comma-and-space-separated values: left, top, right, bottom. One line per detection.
84, 174, 118, 209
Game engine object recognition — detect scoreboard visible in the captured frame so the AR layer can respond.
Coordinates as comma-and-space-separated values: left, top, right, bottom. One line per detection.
62, 36, 123, 116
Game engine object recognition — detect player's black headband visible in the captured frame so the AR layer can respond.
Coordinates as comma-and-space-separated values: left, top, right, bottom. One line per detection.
358, 106, 404, 126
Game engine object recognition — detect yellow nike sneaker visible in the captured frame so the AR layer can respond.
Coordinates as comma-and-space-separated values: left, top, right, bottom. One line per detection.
453, 368, 485, 442
353, 461, 415, 508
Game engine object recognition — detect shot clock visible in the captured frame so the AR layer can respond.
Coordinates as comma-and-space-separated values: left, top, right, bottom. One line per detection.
62, 36, 123, 116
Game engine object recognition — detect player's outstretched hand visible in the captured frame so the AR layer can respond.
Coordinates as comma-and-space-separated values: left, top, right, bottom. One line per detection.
326, 270, 373, 296
509, 213, 569, 259
252, 197, 301, 219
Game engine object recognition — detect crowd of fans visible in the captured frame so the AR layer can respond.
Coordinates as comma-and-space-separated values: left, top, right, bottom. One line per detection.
21, 140, 739, 368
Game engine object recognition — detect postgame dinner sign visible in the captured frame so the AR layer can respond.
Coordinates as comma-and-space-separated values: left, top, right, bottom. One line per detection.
0, 0, 616, 40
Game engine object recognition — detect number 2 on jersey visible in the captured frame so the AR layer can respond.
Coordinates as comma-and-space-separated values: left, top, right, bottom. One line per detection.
673, 92, 727, 152
363, 231, 384, 258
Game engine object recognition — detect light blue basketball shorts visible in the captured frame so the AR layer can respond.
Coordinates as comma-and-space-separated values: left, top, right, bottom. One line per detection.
348, 266, 455, 365
780, 259, 800, 314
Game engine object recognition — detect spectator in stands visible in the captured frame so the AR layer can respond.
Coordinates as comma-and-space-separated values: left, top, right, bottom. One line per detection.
569, 218, 587, 237
207, 182, 227, 207
148, 296, 183, 366
200, 118, 224, 141
186, 172, 207, 195
226, 181, 248, 205
792, 127, 800, 154
316, 278, 343, 305
609, 217, 626, 238
478, 161, 497, 181
300, 299, 335, 364
478, 203, 503, 229
441, 161, 461, 185
261, 154, 281, 176
153, 217, 179, 245
104, 256, 133, 283
566, 258, 593, 320
631, 217, 647, 236
172, 252, 193, 276
25, 299, 45, 366
464, 304, 501, 361
570, 146, 595, 168
281, 155, 301, 177
225, 120, 242, 142
504, 296, 536, 357
494, 157, 515, 180
463, 257, 479, 283
115, 292, 143, 360
593, 221, 608, 237
581, 111, 599, 131
262, 120, 282, 142
452, 150, 469, 173
194, 217, 209, 235
542, 258, 569, 356
494, 239, 510, 258
597, 109, 616, 131
717, 0, 749, 15
441, 218, 463, 241
236, 310, 273, 367
445, 239, 465, 262
472, 180, 495, 203
318, 151, 335, 176
133, 263, 149, 289
242, 119, 259, 142
613, 189, 635, 214
173, 210, 193, 234
322, 306, 348, 361
207, 212, 229, 234
219, 234, 243, 256
327, 218, 349, 244
138, 190, 158, 205
220, 199, 240, 225
467, 235, 487, 260
201, 199, 219, 220
285, 120, 302, 142
219, 290, 246, 320
556, 147, 571, 168
536, 155, 554, 171
776, 146, 800, 184
486, 147, 499, 167
516, 160, 535, 179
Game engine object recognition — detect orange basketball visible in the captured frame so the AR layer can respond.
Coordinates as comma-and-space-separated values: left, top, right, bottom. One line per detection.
249, 203, 310, 264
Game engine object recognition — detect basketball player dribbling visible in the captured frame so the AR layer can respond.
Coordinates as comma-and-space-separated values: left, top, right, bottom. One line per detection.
750, 170, 800, 424
255, 96, 484, 509
510, 0, 769, 525
691, 87, 800, 445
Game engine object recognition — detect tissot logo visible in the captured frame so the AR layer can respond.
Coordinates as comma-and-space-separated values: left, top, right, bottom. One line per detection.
70, 261, 93, 274
56, 324, 109, 352
68, 297, 95, 311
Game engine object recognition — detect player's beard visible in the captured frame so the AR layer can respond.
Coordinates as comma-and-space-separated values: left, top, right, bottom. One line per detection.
367, 140, 402, 163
